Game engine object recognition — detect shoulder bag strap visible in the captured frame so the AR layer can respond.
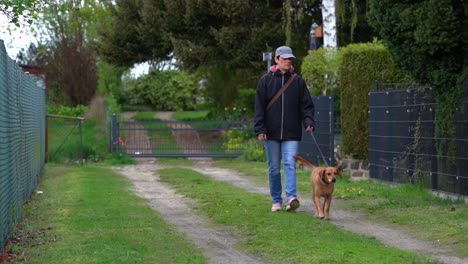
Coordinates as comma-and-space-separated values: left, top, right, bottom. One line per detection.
266, 74, 297, 110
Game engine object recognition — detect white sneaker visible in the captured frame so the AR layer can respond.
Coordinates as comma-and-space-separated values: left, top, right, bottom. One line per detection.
271, 203, 282, 212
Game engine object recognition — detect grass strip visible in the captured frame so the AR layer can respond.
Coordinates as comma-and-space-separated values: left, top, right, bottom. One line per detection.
159, 167, 428, 264
171, 111, 209, 121
9, 164, 206, 264
132, 112, 180, 154
213, 159, 468, 258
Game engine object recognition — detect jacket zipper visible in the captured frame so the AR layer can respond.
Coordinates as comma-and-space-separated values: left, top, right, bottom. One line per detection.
280, 74, 284, 140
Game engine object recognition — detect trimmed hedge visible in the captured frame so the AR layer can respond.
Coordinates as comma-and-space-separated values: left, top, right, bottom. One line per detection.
339, 42, 410, 159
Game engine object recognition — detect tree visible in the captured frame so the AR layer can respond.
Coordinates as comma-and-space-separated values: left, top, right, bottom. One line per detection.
0, 0, 42, 26
335, 0, 374, 46
96, 0, 322, 108
35, 0, 111, 106
96, 0, 172, 68
368, 1, 466, 91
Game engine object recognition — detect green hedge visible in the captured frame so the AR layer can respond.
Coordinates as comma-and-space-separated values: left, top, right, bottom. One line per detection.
339, 42, 410, 159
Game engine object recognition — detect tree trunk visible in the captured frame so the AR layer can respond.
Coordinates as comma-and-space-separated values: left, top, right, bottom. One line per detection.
321, 0, 337, 48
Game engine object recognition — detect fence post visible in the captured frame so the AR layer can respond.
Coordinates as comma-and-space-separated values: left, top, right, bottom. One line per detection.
430, 105, 438, 191
45, 116, 49, 163
329, 96, 334, 166
79, 119, 83, 164
111, 113, 118, 152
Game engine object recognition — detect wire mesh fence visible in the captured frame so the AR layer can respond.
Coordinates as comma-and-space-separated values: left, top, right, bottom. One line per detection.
369, 82, 467, 196
0, 40, 46, 249
111, 114, 254, 157
46, 114, 85, 164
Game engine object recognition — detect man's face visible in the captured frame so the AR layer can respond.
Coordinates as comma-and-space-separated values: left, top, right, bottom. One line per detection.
275, 56, 293, 73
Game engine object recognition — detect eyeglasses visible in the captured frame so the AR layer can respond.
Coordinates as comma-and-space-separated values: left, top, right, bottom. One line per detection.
279, 57, 293, 61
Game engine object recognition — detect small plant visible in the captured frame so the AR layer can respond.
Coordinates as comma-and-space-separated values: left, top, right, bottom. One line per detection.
105, 152, 136, 165
222, 99, 251, 121
47, 105, 87, 117
241, 138, 265, 162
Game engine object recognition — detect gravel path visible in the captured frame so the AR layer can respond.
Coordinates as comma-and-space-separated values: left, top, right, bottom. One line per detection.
115, 159, 271, 264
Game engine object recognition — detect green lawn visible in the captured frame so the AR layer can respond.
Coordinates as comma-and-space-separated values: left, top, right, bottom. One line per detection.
8, 164, 205, 264
211, 158, 468, 258
158, 167, 427, 263
8, 158, 466, 263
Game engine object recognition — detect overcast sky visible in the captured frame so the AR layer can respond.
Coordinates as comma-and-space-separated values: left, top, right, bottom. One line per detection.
0, 14, 38, 60
0, 14, 151, 76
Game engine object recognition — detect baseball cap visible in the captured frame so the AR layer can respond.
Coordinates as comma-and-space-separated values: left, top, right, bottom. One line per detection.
275, 46, 295, 58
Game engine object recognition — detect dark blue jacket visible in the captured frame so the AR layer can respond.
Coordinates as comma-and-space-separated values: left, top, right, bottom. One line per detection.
254, 67, 315, 141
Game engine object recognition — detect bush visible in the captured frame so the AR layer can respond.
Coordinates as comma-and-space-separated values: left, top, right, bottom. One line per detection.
339, 41, 411, 159
241, 138, 265, 162
301, 48, 341, 96
207, 88, 256, 121
123, 69, 197, 111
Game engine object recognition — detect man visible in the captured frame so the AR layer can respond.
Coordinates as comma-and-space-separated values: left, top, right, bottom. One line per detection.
254, 46, 315, 212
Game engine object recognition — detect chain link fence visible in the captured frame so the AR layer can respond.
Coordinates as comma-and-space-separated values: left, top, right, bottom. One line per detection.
46, 114, 85, 163
0, 40, 46, 249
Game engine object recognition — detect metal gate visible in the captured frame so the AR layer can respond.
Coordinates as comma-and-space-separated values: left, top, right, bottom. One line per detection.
111, 115, 253, 157
110, 97, 335, 159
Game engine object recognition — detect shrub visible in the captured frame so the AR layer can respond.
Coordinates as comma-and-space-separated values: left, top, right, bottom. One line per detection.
122, 69, 197, 111
339, 41, 411, 159
301, 48, 341, 96
241, 138, 265, 162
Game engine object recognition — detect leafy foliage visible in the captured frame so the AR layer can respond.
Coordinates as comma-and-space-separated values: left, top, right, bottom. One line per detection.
368, 0, 467, 160
29, 0, 113, 106
47, 105, 87, 117
97, 0, 172, 68
97, 61, 126, 102
301, 48, 341, 95
335, 0, 374, 46
97, 1, 322, 110
123, 70, 197, 111
339, 42, 411, 159
0, 0, 41, 26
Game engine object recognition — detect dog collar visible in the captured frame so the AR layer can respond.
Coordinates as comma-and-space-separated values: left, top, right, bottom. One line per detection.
321, 178, 331, 185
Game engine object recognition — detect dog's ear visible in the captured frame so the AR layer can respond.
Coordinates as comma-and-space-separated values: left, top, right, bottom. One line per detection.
320, 169, 326, 179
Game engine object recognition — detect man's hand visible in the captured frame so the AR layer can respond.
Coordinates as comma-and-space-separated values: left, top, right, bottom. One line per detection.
306, 126, 313, 132
257, 133, 267, 141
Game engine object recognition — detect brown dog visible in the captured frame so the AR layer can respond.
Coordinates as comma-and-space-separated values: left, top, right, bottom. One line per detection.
293, 155, 341, 220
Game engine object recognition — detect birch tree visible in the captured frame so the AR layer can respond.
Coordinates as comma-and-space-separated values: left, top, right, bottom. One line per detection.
321, 0, 337, 48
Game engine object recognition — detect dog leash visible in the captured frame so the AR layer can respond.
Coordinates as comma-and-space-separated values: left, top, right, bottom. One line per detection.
309, 131, 329, 167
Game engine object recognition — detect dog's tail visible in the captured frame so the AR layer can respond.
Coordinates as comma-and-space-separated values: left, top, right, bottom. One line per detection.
293, 155, 316, 170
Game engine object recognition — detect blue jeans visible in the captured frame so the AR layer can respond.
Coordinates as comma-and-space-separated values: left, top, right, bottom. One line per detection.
263, 140, 299, 204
